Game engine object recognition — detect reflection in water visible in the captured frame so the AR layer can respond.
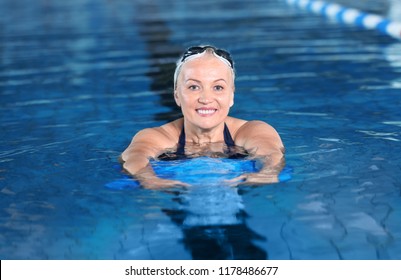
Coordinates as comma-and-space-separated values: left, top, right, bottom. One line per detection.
150, 157, 269, 259
385, 43, 401, 92
135, 2, 183, 122
388, 0, 401, 22
385, 0, 401, 89
163, 187, 267, 259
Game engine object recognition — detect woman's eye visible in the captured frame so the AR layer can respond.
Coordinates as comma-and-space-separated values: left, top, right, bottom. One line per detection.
188, 85, 199, 90
214, 85, 224, 91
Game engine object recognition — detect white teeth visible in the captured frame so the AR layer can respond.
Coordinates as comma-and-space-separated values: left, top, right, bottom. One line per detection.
197, 109, 216, 114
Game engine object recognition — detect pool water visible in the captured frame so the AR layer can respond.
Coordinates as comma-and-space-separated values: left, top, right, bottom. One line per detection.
1, 0, 401, 259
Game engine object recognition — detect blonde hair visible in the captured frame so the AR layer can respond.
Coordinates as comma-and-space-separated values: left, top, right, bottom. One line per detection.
173, 46, 235, 89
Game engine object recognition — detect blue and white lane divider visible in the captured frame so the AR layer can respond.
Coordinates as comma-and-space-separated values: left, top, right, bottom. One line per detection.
286, 0, 401, 40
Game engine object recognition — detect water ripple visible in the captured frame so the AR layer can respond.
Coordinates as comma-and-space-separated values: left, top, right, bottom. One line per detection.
357, 130, 400, 142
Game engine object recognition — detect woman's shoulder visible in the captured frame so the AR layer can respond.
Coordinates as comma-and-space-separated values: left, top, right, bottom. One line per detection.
238, 119, 280, 137
160, 118, 183, 137
132, 119, 182, 146
227, 117, 281, 144
227, 117, 276, 131
225, 116, 248, 132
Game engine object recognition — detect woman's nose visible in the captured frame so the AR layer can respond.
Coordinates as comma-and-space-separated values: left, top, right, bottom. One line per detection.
198, 89, 212, 103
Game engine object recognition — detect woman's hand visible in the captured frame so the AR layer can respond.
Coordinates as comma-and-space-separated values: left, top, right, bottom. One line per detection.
139, 176, 190, 190
132, 164, 190, 190
225, 172, 279, 187
225, 154, 285, 187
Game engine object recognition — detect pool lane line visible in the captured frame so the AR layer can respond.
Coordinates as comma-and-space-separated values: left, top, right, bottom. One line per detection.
285, 0, 401, 40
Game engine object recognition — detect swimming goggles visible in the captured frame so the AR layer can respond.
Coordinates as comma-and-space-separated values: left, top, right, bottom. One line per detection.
181, 45, 234, 69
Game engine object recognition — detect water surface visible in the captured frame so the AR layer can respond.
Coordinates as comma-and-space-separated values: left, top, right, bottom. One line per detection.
1, 0, 401, 259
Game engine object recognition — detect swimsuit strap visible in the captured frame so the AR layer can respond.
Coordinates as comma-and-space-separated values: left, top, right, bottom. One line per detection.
177, 123, 235, 153
223, 123, 235, 147
176, 124, 186, 155
158, 123, 245, 160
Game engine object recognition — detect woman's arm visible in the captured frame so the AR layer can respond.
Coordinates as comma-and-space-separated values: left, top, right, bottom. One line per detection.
235, 120, 284, 160
231, 120, 285, 185
120, 128, 189, 189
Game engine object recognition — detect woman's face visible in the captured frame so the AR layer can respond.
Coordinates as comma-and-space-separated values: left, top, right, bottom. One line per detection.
174, 53, 235, 131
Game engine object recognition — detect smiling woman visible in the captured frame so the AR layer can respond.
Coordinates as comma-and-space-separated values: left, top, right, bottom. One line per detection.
120, 45, 285, 189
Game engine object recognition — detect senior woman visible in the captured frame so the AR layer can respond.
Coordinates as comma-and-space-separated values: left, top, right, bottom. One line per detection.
121, 45, 285, 189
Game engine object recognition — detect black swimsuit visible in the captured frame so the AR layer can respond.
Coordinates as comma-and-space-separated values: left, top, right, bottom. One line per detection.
157, 123, 248, 160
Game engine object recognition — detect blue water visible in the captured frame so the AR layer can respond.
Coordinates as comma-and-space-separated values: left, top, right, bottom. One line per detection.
1, 0, 401, 259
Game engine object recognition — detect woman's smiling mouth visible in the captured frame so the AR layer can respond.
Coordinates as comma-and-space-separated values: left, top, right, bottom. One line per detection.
196, 108, 217, 116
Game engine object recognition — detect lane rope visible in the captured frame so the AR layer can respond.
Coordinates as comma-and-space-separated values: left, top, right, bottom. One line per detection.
285, 0, 401, 40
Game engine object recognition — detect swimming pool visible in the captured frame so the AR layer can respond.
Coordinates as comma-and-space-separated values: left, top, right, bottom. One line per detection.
1, 0, 401, 259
